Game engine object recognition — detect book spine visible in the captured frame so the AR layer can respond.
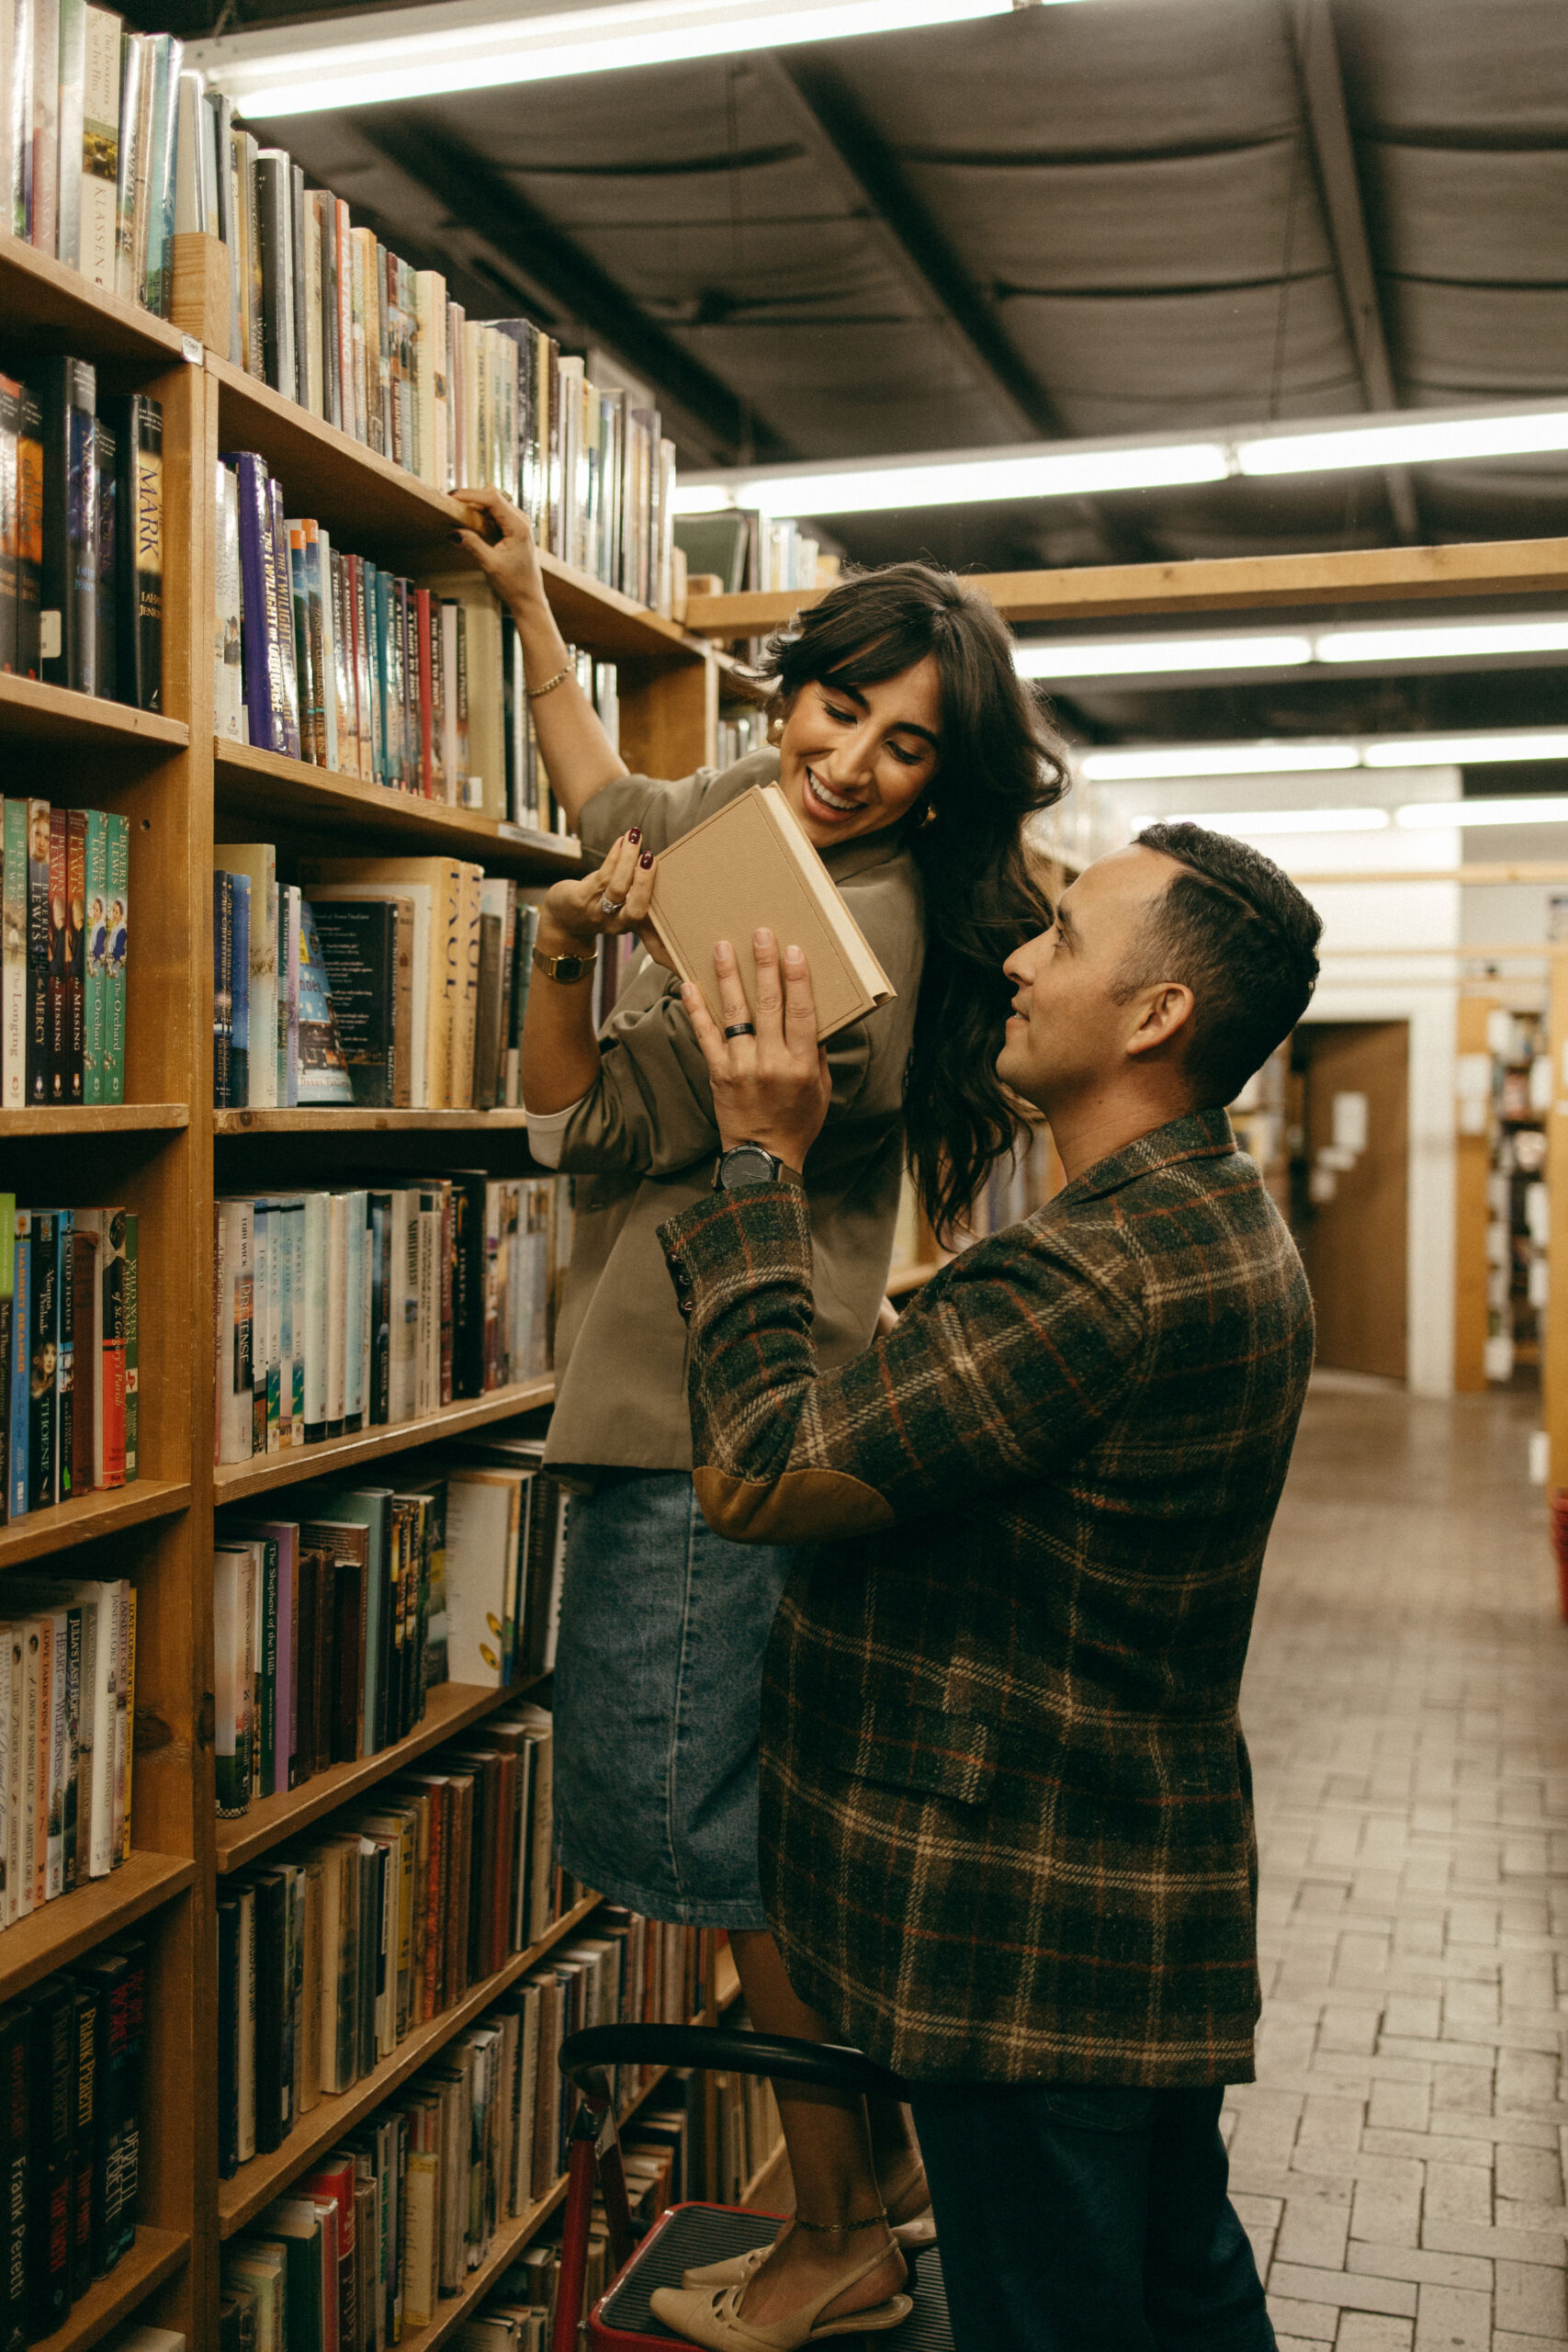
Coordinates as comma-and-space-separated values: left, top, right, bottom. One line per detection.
0, 380, 17, 675
14, 387, 40, 682
81, 808, 106, 1105
6, 1229, 28, 1524
46, 805, 67, 1105
65, 808, 85, 1105
231, 452, 278, 752
121, 1211, 137, 1481
2, 801, 27, 1108
79, 6, 118, 290
103, 812, 127, 1104
213, 870, 232, 1111
54, 1214, 73, 1504
127, 395, 162, 713
265, 473, 300, 759
94, 413, 116, 706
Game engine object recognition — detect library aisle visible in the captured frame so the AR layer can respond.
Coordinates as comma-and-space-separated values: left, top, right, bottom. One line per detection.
1228, 1374, 1568, 2352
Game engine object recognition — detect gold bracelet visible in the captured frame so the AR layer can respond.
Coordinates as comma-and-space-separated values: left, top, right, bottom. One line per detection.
525, 664, 570, 702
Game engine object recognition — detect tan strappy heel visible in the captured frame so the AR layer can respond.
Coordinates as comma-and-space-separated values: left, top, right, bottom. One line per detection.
651, 2213, 912, 2349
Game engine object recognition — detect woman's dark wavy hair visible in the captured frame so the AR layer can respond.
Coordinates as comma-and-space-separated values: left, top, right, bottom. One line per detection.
758, 561, 1068, 1242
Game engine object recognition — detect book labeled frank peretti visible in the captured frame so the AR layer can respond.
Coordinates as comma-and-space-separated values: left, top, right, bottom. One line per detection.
649, 783, 896, 1043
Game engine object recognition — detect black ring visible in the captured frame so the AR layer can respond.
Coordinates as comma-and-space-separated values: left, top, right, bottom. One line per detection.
724, 1022, 756, 1039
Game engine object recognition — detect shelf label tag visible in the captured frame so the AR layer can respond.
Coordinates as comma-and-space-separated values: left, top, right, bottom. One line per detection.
182, 334, 203, 367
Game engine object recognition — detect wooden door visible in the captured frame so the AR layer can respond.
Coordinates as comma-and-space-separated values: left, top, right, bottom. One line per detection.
1300, 1021, 1410, 1380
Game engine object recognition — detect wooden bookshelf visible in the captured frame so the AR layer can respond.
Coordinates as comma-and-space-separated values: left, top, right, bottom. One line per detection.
0, 1479, 192, 1570
0, 229, 191, 361
214, 1107, 533, 1134
217, 1888, 605, 2236
211, 1377, 555, 1500
0, 673, 188, 752
0, 1854, 197, 2003
0, 1104, 189, 1136
28, 2226, 189, 2352
213, 738, 583, 876
215, 1678, 538, 1872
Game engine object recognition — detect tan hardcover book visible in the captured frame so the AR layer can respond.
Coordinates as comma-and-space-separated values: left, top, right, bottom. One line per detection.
649, 784, 895, 1043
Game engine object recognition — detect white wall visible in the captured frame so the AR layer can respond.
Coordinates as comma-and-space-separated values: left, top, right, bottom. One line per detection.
1100, 766, 1463, 1393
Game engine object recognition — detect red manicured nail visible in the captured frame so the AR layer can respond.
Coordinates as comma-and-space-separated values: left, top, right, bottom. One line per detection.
640, 852, 653, 868
628, 826, 641, 843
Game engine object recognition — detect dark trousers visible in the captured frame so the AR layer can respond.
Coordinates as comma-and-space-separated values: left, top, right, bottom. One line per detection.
908, 2080, 1275, 2352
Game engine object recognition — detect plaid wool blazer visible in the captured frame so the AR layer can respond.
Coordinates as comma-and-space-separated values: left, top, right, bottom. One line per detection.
659, 1107, 1314, 2086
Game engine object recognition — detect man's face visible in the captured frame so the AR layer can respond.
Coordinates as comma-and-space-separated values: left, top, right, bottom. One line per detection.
997, 845, 1180, 1108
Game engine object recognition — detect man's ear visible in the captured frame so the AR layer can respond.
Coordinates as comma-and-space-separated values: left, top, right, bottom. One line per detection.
1124, 981, 1196, 1060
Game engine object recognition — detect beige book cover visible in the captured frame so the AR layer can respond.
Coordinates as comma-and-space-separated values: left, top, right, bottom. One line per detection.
649, 783, 895, 1043
299, 857, 460, 1108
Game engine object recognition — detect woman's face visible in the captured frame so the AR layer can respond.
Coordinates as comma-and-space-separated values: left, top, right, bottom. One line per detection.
775, 656, 943, 851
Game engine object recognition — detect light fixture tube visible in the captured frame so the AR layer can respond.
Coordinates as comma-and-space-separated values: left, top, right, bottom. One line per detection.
1015, 634, 1313, 680
1362, 730, 1568, 768
1317, 620, 1568, 664
190, 0, 1016, 115
1146, 808, 1392, 837
740, 444, 1232, 520
1237, 410, 1568, 477
1077, 744, 1362, 783
1396, 797, 1568, 829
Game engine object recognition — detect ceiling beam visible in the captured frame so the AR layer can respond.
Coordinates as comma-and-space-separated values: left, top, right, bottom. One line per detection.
766, 54, 1160, 566
1286, 0, 1421, 542
353, 112, 794, 467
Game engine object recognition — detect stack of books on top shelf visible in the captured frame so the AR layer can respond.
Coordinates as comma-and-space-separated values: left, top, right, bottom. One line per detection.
0, 1571, 136, 1923
213, 845, 543, 1112
2, 1197, 141, 1526
3, 797, 130, 1110
0, 1939, 147, 2345
216, 1696, 561, 2174
212, 1445, 571, 1804
674, 509, 834, 599
212, 1178, 571, 1467
6, 18, 679, 608
0, 370, 162, 705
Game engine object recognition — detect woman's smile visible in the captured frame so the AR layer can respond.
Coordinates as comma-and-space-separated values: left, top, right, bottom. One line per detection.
802, 765, 866, 822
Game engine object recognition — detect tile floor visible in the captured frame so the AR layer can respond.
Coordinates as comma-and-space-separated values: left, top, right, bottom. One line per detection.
1229, 1372, 1568, 2351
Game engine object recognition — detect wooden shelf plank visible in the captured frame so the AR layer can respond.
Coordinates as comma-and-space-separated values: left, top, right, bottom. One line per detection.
0, 232, 191, 366
212, 1379, 554, 1502
208, 355, 699, 661
0, 1103, 188, 1136
0, 1853, 197, 2004
216, 1679, 540, 1872
215, 1108, 532, 1135
0, 672, 188, 752
218, 1890, 606, 2236
213, 738, 583, 874
684, 537, 1568, 636
0, 1479, 191, 1570
394, 2061, 682, 2352
28, 2225, 189, 2352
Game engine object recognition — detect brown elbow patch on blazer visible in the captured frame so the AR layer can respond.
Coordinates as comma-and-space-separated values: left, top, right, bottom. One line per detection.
693, 1465, 896, 1544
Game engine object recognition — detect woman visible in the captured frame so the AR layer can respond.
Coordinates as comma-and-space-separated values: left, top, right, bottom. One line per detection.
455, 486, 1067, 2346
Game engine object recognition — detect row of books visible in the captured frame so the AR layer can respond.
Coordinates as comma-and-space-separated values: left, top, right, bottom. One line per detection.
673, 508, 837, 599
0, 1938, 146, 2346
212, 1447, 571, 1804
212, 846, 546, 1112
0, 1199, 140, 1525
214, 458, 618, 841
2, 799, 130, 1109
220, 1901, 704, 2350
714, 707, 769, 773
216, 1697, 562, 2174
0, 365, 162, 703
212, 1179, 570, 1468
3, 2, 185, 311
0, 1573, 136, 1932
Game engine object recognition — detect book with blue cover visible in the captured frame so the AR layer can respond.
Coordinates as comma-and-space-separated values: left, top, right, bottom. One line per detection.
295, 898, 353, 1106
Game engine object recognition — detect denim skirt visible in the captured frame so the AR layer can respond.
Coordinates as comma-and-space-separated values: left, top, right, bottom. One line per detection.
551, 1467, 804, 1928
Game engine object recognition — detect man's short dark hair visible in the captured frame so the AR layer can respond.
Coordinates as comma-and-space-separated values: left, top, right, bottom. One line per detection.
1123, 823, 1324, 1105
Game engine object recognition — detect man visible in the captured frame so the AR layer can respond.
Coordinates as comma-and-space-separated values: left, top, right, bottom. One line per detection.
650, 823, 1323, 2352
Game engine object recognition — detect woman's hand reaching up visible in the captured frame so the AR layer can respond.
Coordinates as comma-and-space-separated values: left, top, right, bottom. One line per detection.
450, 485, 547, 617
681, 930, 831, 1176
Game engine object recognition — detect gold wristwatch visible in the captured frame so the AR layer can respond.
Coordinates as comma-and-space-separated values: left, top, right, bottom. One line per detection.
532, 944, 598, 984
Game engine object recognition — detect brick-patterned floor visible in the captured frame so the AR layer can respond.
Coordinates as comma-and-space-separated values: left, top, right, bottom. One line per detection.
1230, 1373, 1568, 2351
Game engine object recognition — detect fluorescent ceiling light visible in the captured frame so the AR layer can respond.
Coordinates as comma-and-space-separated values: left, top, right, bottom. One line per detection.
739, 446, 1230, 520
681, 399, 1568, 520
1142, 808, 1391, 837
190, 0, 1017, 115
1362, 729, 1568, 767
1079, 743, 1361, 782
1238, 410, 1568, 477
1016, 634, 1313, 680
1318, 620, 1568, 663
1397, 796, 1568, 829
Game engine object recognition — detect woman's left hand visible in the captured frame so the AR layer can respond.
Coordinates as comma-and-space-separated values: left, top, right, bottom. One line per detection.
681, 929, 831, 1175
541, 831, 673, 966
